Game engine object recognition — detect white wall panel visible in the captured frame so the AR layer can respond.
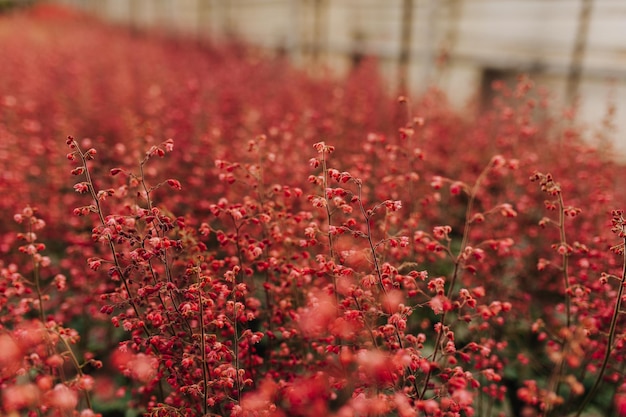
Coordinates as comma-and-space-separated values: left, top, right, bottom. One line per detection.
47, 0, 626, 155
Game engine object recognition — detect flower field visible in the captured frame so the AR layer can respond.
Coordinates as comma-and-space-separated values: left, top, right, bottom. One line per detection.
2, 4, 626, 417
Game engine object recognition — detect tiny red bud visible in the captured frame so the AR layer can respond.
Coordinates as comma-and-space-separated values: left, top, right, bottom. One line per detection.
166, 179, 182, 190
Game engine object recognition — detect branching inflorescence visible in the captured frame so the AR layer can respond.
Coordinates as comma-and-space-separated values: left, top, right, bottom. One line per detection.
2, 5, 626, 417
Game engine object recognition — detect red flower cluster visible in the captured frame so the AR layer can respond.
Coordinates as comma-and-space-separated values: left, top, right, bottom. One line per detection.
2, 4, 626, 417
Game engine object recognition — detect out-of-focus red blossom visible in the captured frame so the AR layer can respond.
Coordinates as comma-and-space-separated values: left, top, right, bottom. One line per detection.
0, 334, 22, 377
2, 3, 626, 417
356, 349, 398, 385
2, 383, 41, 411
394, 392, 417, 417
297, 291, 337, 337
616, 394, 626, 416
112, 348, 158, 383
91, 376, 118, 402
282, 373, 332, 416
238, 378, 283, 417
429, 294, 452, 314
450, 181, 465, 195
44, 384, 78, 410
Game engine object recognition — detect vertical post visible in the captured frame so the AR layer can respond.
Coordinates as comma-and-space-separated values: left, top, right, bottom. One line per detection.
197, 0, 211, 41
288, 0, 302, 61
129, 0, 139, 33
436, 0, 462, 85
398, 0, 415, 93
311, 0, 326, 68
565, 0, 593, 106
156, 0, 166, 31
418, 0, 437, 93
223, 0, 233, 37
164, 0, 173, 32
87, 0, 104, 16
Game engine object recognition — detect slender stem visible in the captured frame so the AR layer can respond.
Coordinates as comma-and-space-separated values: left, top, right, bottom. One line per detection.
231, 216, 244, 403
317, 146, 343, 350
543, 192, 572, 417
320, 149, 338, 302
139, 160, 153, 209
574, 235, 626, 416
73, 141, 149, 336
196, 269, 209, 416
233, 301, 241, 402
355, 183, 386, 296
557, 192, 572, 329
421, 164, 491, 399
354, 183, 409, 354
32, 255, 46, 324
58, 334, 93, 409
447, 164, 490, 301
138, 162, 193, 337
419, 310, 447, 400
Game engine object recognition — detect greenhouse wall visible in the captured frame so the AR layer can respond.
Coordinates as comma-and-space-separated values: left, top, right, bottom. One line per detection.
45, 0, 626, 154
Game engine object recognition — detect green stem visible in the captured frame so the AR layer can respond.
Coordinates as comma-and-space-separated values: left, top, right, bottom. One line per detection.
59, 333, 93, 409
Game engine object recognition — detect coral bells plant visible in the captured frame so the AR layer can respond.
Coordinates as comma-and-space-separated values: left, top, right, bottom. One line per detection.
2, 206, 98, 416
4, 4, 626, 417
65, 135, 243, 415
